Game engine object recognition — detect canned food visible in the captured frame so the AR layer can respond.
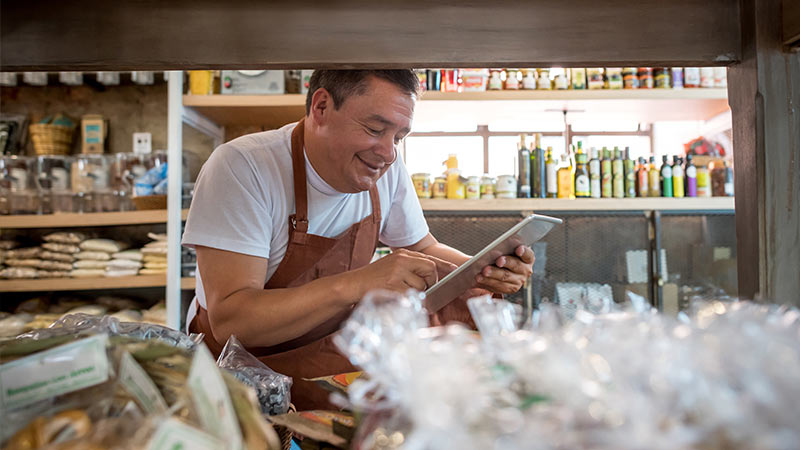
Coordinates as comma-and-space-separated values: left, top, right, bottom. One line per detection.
432, 176, 447, 199
411, 173, 431, 199
466, 176, 481, 199
496, 175, 517, 199
480, 176, 495, 199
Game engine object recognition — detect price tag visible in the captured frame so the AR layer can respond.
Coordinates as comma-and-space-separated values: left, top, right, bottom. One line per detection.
146, 418, 225, 450
187, 344, 243, 450
0, 334, 110, 410
118, 351, 168, 414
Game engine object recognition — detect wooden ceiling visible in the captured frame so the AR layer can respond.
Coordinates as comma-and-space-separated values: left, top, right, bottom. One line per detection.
2, 0, 740, 71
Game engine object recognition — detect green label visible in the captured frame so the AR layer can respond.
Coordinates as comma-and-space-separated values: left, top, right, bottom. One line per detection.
146, 418, 225, 450
187, 345, 243, 450
119, 351, 168, 414
0, 334, 110, 410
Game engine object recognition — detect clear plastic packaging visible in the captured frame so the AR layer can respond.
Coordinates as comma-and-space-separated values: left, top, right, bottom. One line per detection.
217, 334, 293, 415
17, 313, 203, 349
335, 290, 800, 450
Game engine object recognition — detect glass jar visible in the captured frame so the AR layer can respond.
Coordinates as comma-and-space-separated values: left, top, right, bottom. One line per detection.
1, 155, 38, 214
36, 155, 73, 214
111, 153, 148, 211
71, 154, 112, 212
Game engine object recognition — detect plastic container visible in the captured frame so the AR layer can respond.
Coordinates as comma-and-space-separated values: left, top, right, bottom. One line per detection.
466, 176, 481, 199
36, 155, 73, 214
1, 156, 39, 214
495, 175, 517, 199
71, 154, 111, 212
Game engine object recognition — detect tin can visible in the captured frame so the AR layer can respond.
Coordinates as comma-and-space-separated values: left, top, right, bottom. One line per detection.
480, 176, 495, 199
466, 176, 481, 199
637, 67, 654, 89
411, 173, 431, 199
495, 175, 517, 199
654, 68, 671, 88
622, 68, 639, 89
432, 176, 447, 199
671, 68, 684, 88
696, 167, 711, 197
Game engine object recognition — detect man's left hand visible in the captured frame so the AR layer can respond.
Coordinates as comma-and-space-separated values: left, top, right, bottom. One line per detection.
474, 245, 535, 295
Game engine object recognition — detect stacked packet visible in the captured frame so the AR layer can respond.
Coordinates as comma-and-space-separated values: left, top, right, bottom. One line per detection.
139, 232, 167, 275
71, 238, 128, 277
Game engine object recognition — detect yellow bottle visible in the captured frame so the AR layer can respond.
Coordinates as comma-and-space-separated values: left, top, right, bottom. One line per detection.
444, 154, 465, 199
557, 152, 575, 199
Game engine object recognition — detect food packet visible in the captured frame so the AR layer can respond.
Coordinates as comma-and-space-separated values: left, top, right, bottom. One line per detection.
217, 335, 293, 416
269, 410, 355, 449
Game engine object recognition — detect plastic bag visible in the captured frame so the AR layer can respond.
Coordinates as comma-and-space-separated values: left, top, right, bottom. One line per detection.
335, 290, 800, 450
16, 313, 203, 349
217, 335, 292, 415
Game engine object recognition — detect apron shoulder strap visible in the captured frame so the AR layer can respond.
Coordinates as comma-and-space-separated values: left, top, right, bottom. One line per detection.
290, 119, 309, 233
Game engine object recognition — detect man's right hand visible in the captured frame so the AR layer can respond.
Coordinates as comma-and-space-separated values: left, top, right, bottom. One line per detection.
342, 249, 457, 299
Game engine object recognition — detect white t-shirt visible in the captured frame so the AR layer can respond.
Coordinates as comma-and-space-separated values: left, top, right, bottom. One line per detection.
182, 121, 429, 327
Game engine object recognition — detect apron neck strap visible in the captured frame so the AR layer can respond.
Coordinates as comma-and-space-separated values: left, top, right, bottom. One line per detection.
290, 119, 309, 233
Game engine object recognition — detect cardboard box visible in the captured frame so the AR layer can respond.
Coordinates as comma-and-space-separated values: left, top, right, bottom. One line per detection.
221, 70, 285, 94
81, 114, 107, 154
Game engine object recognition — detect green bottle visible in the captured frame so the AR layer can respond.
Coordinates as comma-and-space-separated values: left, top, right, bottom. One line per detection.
612, 147, 624, 198
661, 155, 673, 197
601, 147, 612, 198
624, 147, 636, 198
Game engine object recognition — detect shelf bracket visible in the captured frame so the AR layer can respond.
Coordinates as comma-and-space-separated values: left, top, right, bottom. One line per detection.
182, 106, 225, 148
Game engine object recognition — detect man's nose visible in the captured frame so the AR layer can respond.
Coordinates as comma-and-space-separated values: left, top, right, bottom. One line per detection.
375, 134, 397, 163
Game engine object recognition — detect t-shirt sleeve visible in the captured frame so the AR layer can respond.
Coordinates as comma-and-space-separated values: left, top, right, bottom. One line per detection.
379, 157, 430, 247
182, 144, 273, 259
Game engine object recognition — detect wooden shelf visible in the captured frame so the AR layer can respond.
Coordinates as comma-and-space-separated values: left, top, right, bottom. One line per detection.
0, 276, 198, 293
419, 197, 735, 212
1, 209, 190, 229
181, 277, 196, 290
183, 89, 730, 127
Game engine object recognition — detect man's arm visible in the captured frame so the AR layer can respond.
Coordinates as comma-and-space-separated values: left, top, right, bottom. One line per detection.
197, 244, 450, 348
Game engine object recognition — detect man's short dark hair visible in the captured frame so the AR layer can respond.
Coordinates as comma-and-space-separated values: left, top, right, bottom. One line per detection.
305, 70, 420, 115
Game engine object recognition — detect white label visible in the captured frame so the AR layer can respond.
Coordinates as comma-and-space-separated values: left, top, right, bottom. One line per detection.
51, 167, 69, 191
724, 182, 734, 196
686, 166, 697, 178
187, 345, 243, 450
590, 179, 601, 198
119, 351, 168, 415
133, 132, 153, 155
546, 163, 558, 194
9, 168, 27, 191
147, 418, 226, 450
0, 334, 110, 410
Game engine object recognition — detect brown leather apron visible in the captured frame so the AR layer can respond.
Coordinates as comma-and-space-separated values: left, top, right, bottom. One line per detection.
190, 118, 382, 410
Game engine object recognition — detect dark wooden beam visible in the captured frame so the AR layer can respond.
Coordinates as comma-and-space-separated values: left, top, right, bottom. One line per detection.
2, 0, 740, 71
728, 0, 800, 303
784, 0, 800, 47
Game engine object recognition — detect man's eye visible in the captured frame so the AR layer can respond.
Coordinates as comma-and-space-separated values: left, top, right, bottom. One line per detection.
365, 127, 381, 136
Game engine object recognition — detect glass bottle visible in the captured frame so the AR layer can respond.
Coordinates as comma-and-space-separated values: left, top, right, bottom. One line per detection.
601, 147, 612, 198
589, 147, 601, 198
574, 147, 590, 198
685, 154, 697, 197
612, 147, 624, 198
672, 156, 685, 198
545, 147, 558, 198
648, 156, 661, 197
557, 151, 575, 199
661, 155, 673, 197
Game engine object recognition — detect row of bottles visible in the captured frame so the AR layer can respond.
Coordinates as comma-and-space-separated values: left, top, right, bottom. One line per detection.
517, 138, 734, 199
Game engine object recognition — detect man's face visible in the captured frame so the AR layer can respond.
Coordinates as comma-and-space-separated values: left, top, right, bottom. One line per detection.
318, 77, 415, 193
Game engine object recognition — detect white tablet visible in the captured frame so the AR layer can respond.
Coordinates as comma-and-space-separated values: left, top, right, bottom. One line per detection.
424, 213, 562, 312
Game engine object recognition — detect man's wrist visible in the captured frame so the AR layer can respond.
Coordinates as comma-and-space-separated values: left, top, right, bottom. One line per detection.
329, 270, 358, 306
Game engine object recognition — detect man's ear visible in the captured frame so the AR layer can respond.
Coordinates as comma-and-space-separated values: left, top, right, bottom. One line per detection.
309, 88, 333, 125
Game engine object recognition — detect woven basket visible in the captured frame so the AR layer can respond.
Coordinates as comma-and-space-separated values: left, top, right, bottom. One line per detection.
132, 194, 167, 210
29, 123, 75, 155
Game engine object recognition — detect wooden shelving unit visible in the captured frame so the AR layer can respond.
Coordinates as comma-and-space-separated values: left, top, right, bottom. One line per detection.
183, 89, 730, 127
419, 197, 735, 212
0, 276, 197, 293
1, 209, 190, 229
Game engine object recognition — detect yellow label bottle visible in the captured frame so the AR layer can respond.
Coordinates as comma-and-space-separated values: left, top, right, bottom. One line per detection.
557, 153, 575, 199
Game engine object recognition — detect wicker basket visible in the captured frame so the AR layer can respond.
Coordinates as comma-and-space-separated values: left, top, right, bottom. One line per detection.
29, 123, 75, 155
132, 194, 167, 210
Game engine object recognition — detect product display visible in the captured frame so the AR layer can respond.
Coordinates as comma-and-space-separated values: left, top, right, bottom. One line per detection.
331, 290, 800, 450
0, 321, 281, 449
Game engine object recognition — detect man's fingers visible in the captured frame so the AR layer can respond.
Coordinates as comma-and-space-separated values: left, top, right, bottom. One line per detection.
481, 266, 515, 282
475, 278, 517, 295
516, 245, 535, 264
493, 256, 529, 276
422, 253, 459, 276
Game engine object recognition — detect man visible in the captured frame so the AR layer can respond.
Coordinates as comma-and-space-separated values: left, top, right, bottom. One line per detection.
183, 70, 534, 409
